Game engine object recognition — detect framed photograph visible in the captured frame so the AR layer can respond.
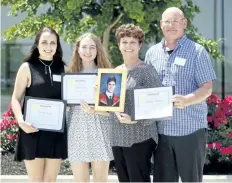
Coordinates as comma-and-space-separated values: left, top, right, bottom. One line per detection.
95, 69, 127, 112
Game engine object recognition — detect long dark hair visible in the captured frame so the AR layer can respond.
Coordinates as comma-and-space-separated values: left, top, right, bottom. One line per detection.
24, 27, 64, 64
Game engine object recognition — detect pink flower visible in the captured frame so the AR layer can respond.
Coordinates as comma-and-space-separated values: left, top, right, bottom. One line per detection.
214, 121, 220, 128
220, 146, 232, 155
207, 116, 213, 122
220, 148, 228, 155
207, 99, 213, 104
214, 141, 221, 149
224, 96, 232, 103
215, 109, 225, 117
6, 134, 15, 140
11, 120, 18, 125
227, 110, 232, 115
210, 94, 219, 100
4, 120, 12, 129
226, 132, 232, 137
213, 115, 227, 125
0, 122, 6, 131
208, 94, 219, 104
216, 99, 222, 105
3, 111, 13, 117
207, 143, 213, 149
2, 113, 8, 118
8, 104, 13, 111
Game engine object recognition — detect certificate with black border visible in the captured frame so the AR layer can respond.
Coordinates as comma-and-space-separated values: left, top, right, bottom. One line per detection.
24, 97, 66, 132
61, 73, 97, 105
132, 86, 174, 121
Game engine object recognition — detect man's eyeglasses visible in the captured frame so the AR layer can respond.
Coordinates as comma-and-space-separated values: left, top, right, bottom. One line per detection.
162, 18, 185, 25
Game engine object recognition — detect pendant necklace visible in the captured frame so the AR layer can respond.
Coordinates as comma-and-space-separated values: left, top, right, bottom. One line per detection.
38, 58, 54, 86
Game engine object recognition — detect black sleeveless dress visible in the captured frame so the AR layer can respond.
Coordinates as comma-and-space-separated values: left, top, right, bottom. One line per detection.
14, 58, 68, 161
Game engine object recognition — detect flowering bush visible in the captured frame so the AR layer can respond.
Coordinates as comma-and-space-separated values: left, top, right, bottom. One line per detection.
0, 104, 19, 153
206, 94, 232, 164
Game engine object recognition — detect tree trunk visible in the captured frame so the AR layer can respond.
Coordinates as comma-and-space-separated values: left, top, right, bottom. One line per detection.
102, 13, 123, 61
103, 27, 111, 58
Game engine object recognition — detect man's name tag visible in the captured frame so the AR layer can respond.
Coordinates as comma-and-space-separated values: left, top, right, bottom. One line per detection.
174, 57, 186, 66
53, 75, 61, 82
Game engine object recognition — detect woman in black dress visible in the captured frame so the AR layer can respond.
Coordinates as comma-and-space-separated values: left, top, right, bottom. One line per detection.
11, 27, 67, 182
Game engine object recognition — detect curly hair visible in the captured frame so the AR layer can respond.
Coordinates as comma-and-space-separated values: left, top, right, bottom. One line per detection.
67, 33, 111, 73
115, 24, 145, 44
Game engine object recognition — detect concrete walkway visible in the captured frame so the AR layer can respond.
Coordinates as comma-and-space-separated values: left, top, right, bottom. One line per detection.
1, 175, 232, 182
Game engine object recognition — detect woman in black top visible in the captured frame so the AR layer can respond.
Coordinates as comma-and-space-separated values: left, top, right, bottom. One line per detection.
11, 27, 67, 182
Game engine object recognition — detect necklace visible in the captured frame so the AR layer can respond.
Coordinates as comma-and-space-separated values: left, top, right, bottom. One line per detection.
38, 58, 54, 86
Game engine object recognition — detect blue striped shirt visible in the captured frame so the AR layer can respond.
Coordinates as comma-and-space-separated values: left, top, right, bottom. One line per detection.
145, 35, 216, 136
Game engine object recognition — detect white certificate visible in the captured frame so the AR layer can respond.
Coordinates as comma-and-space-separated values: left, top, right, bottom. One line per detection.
24, 97, 66, 132
62, 73, 97, 104
132, 86, 173, 120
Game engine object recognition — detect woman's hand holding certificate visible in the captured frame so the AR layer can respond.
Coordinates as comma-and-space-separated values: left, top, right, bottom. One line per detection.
115, 112, 137, 124
18, 120, 39, 133
80, 100, 95, 114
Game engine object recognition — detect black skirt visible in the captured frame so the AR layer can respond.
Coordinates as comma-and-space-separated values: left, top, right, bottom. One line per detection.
14, 125, 68, 161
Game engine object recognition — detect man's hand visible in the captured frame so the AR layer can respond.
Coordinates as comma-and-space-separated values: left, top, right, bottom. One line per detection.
172, 94, 189, 109
115, 112, 137, 124
80, 100, 95, 114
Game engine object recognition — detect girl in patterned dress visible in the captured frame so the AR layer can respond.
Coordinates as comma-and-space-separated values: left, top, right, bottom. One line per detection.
66, 33, 113, 182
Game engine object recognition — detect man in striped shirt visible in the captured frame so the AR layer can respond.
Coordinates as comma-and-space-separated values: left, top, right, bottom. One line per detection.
145, 7, 216, 182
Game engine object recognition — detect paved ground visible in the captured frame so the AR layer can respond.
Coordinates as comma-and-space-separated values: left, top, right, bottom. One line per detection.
1, 175, 232, 182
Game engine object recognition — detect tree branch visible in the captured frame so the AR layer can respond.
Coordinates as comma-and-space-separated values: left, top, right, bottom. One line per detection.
109, 12, 124, 29
103, 12, 124, 62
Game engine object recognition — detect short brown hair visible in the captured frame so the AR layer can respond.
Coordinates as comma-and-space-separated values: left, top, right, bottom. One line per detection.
115, 24, 145, 44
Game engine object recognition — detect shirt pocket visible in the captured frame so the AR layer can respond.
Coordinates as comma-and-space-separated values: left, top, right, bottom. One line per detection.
172, 63, 194, 81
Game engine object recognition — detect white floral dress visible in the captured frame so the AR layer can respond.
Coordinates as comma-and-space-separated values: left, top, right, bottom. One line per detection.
66, 69, 113, 162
